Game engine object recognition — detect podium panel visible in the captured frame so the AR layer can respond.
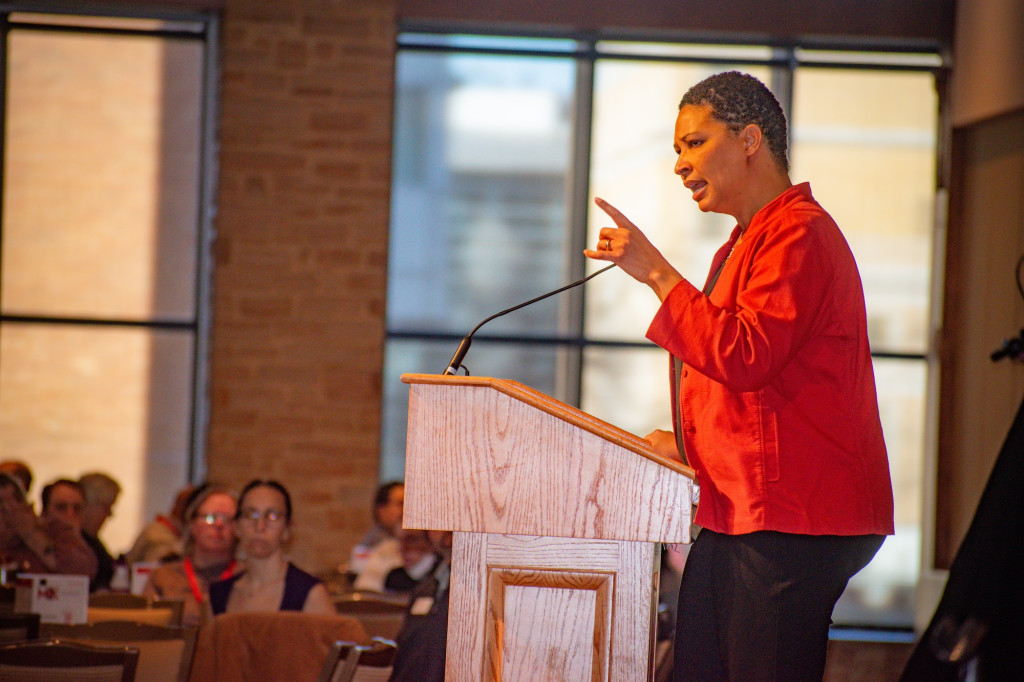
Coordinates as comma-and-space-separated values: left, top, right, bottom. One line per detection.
447, 533, 658, 682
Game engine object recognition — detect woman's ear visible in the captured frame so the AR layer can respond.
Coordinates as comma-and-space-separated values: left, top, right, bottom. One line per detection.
741, 124, 763, 156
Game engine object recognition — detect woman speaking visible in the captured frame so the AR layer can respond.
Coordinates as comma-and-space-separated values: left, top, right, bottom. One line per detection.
584, 71, 894, 681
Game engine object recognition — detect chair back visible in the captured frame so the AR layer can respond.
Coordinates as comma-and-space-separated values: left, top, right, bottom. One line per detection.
87, 599, 183, 627
189, 611, 368, 682
0, 637, 139, 682
333, 593, 407, 641
0, 612, 40, 643
318, 638, 397, 682
41, 620, 197, 682
152, 601, 185, 626
89, 594, 150, 609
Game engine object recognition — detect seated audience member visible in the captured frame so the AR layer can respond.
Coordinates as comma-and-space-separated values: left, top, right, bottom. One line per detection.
353, 536, 404, 593
0, 472, 97, 578
389, 531, 452, 682
208, 479, 334, 617
0, 461, 32, 497
143, 483, 238, 626
78, 472, 122, 591
41, 479, 86, 531
382, 528, 439, 594
127, 484, 194, 564
350, 481, 404, 575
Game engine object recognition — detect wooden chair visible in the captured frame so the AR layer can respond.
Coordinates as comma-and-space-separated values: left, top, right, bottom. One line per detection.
0, 612, 40, 643
0, 637, 139, 682
316, 641, 357, 682
40, 620, 197, 682
333, 593, 407, 640
317, 637, 397, 682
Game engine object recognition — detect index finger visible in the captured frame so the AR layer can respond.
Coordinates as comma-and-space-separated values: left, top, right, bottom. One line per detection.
594, 196, 636, 230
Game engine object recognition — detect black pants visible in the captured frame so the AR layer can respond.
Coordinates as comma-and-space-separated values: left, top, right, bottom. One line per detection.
673, 529, 884, 682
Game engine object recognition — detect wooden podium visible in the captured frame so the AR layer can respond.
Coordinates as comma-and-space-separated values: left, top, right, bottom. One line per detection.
401, 374, 695, 681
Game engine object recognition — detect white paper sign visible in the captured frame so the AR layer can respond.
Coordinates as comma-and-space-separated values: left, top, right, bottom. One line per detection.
14, 573, 89, 624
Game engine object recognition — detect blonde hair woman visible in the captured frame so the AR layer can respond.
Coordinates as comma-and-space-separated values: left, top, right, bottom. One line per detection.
142, 484, 238, 626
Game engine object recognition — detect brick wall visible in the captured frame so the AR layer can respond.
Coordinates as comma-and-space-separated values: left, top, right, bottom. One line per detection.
206, 0, 396, 573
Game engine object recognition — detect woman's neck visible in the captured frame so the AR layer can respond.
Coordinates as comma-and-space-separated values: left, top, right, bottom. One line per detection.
733, 160, 793, 230
243, 553, 287, 585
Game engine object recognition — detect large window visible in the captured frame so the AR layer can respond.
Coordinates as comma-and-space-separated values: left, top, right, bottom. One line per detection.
0, 10, 217, 554
385, 34, 941, 628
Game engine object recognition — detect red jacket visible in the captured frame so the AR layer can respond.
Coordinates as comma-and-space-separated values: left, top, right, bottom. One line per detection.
647, 183, 894, 536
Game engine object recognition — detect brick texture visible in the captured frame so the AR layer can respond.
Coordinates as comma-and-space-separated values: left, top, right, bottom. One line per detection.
207, 0, 396, 573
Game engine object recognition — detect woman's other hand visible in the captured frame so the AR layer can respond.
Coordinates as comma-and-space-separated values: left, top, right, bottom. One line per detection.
645, 429, 682, 463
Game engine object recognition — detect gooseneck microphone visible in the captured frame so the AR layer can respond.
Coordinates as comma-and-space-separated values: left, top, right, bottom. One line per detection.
442, 264, 616, 376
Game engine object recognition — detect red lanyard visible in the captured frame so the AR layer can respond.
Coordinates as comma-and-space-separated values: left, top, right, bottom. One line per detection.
183, 557, 237, 605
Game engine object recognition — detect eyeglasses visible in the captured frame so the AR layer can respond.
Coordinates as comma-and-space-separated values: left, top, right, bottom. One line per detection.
238, 509, 287, 524
194, 512, 232, 526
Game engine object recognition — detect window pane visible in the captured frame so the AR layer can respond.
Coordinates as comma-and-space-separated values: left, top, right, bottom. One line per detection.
388, 50, 576, 337
580, 345, 670, 437
586, 62, 771, 342
2, 29, 203, 321
833, 357, 925, 626
381, 338, 563, 480
0, 20, 208, 559
790, 68, 937, 355
0, 323, 193, 553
